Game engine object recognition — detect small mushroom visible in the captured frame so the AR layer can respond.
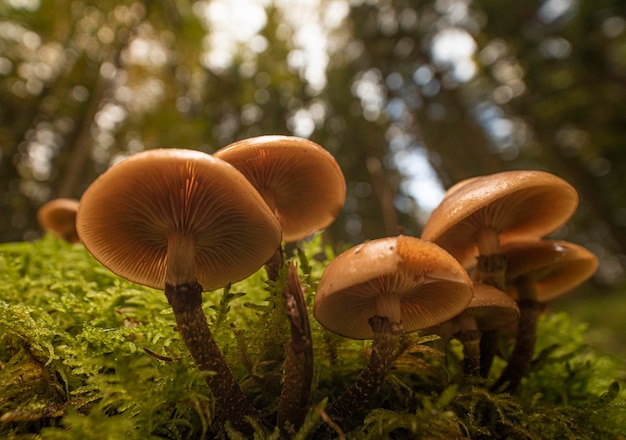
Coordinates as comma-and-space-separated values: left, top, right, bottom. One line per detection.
214, 135, 346, 243
491, 239, 598, 393
313, 235, 473, 422
452, 283, 520, 377
37, 198, 80, 243
503, 239, 599, 303
214, 135, 346, 280
76, 148, 282, 433
421, 170, 578, 290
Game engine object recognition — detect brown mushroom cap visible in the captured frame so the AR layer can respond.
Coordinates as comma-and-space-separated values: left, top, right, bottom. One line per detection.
76, 148, 282, 291
313, 235, 474, 339
214, 135, 346, 242
502, 239, 599, 302
421, 170, 579, 267
457, 283, 520, 331
37, 198, 80, 243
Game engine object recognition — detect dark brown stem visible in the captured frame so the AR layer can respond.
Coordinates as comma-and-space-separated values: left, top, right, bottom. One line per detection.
325, 316, 404, 423
265, 245, 285, 282
472, 253, 507, 378
491, 299, 544, 393
479, 329, 499, 378
473, 253, 507, 291
277, 262, 313, 434
458, 329, 482, 377
164, 282, 264, 434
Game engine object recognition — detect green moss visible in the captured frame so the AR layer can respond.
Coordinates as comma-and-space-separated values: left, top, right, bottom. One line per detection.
0, 235, 624, 439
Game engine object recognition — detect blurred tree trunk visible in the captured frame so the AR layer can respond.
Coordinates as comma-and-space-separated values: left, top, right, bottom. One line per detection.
54, 63, 108, 199
413, 86, 506, 187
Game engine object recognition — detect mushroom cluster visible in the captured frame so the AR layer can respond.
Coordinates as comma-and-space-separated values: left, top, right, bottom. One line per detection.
75, 137, 347, 435
71, 137, 597, 435
77, 148, 283, 433
420, 170, 598, 387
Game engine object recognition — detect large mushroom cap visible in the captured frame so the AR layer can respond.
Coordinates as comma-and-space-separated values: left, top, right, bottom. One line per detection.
214, 135, 346, 242
77, 148, 282, 291
313, 235, 474, 339
502, 239, 598, 302
37, 198, 80, 243
421, 170, 579, 267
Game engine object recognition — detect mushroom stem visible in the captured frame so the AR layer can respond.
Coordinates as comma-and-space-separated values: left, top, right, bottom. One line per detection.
479, 329, 499, 378
471, 254, 507, 378
164, 282, 265, 434
472, 254, 507, 379
166, 231, 197, 286
471, 229, 507, 378
277, 263, 313, 434
374, 292, 402, 324
325, 316, 404, 423
491, 277, 544, 393
427, 320, 455, 352
264, 245, 285, 282
455, 314, 482, 377
475, 227, 501, 256
473, 254, 507, 291
473, 227, 507, 291
255, 186, 284, 283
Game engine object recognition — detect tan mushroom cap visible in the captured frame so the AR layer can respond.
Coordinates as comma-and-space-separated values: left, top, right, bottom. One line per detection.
313, 235, 474, 340
457, 283, 520, 331
37, 198, 80, 243
214, 135, 346, 242
502, 239, 599, 302
421, 170, 579, 267
76, 148, 282, 291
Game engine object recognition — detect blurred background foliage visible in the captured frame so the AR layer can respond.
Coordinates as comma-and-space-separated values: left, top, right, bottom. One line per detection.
1, 0, 625, 356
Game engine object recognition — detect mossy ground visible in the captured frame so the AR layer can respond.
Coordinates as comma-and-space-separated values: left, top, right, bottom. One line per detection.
0, 235, 624, 439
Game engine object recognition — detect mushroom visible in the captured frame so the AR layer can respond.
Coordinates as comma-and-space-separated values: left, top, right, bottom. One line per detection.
214, 135, 346, 279
37, 198, 80, 243
491, 239, 598, 393
421, 170, 579, 290
451, 283, 520, 377
503, 239, 599, 303
313, 235, 473, 422
76, 148, 282, 433
214, 135, 346, 243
